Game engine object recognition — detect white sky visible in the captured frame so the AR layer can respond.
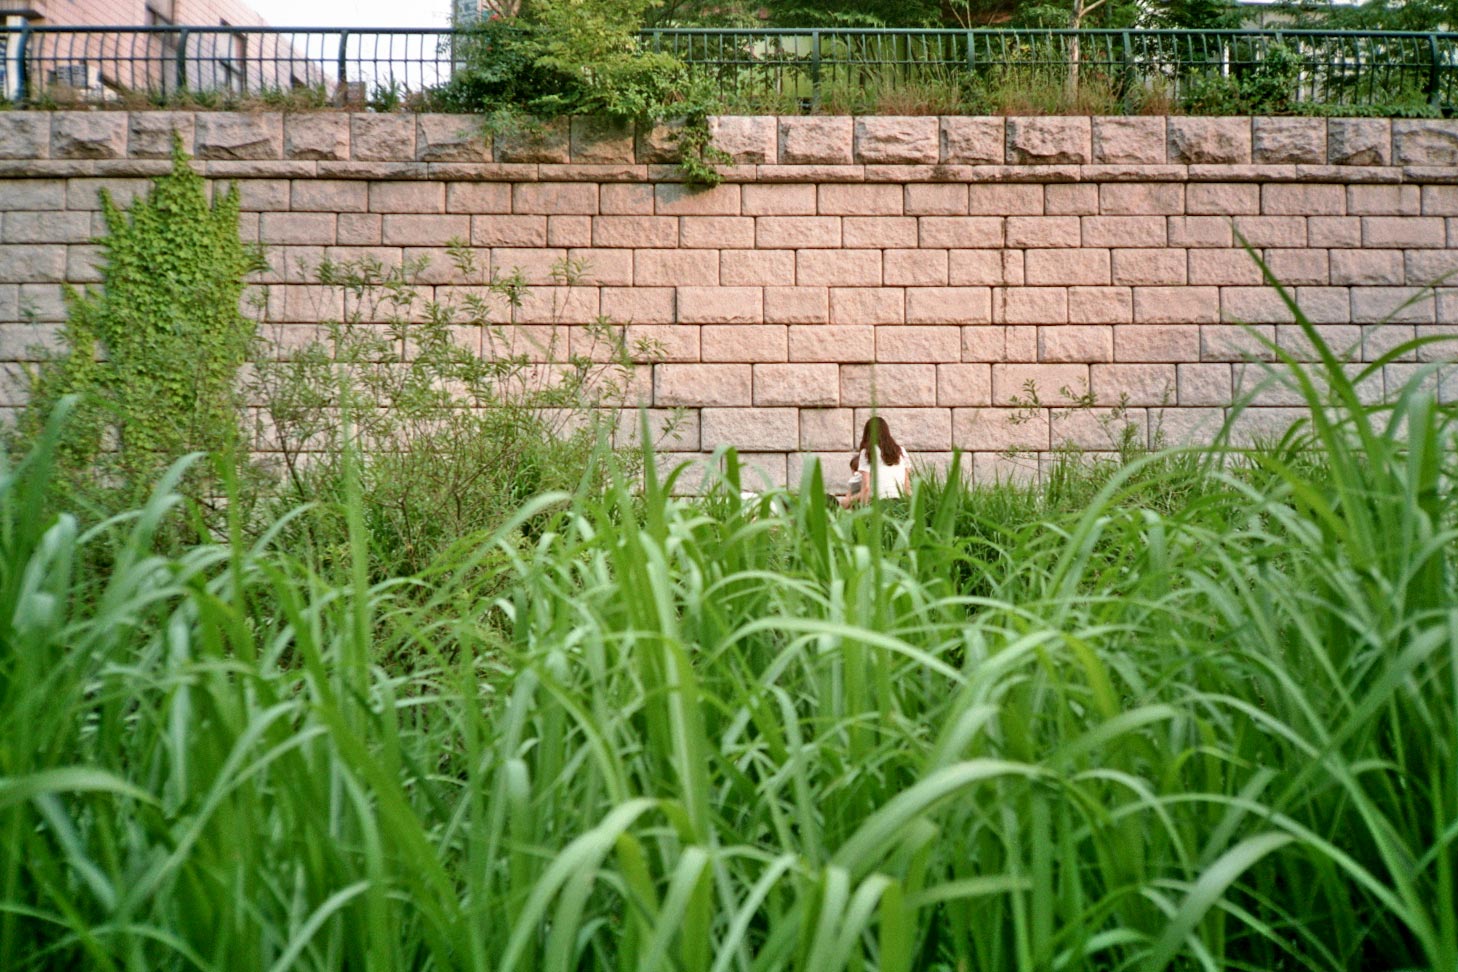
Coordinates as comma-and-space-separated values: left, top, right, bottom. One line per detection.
246, 0, 453, 28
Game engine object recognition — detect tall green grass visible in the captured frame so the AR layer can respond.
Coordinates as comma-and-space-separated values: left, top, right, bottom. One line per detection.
1, 306, 1455, 970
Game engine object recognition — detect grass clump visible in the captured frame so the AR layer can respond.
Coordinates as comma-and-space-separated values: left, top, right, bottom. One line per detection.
1, 294, 1456, 971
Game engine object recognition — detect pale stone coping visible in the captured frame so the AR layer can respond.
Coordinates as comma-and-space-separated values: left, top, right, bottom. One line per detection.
3, 111, 1457, 173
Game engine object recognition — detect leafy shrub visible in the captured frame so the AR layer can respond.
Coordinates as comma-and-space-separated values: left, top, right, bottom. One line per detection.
248, 243, 670, 579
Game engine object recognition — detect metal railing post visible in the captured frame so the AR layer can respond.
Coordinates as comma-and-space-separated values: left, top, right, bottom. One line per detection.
810, 28, 820, 111
337, 29, 349, 85
965, 29, 974, 74
15, 21, 30, 104
175, 27, 189, 93
1428, 32, 1442, 110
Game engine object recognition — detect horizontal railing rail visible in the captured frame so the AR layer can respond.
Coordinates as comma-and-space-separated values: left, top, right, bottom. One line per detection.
3, 25, 1455, 113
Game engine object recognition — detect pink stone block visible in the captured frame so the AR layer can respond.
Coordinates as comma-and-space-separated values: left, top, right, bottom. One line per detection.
992, 363, 1089, 404
495, 118, 570, 163
1134, 286, 1220, 324
570, 115, 635, 164
1252, 117, 1325, 164
636, 249, 718, 286
765, 287, 829, 324
849, 407, 951, 450
741, 184, 817, 215
949, 250, 1019, 286
1005, 216, 1081, 248
798, 250, 880, 287
197, 112, 283, 160
514, 182, 598, 215
292, 179, 368, 213
967, 184, 1042, 215
1116, 324, 1201, 362
570, 247, 633, 286
878, 326, 960, 363
472, 215, 548, 247
1091, 116, 1165, 164
701, 407, 799, 451
547, 215, 592, 247
708, 115, 777, 163
1230, 216, 1306, 248
818, 184, 902, 216
841, 364, 937, 406
1040, 324, 1112, 362
753, 363, 839, 405
919, 216, 1004, 248
906, 286, 993, 324
1006, 117, 1091, 164
679, 216, 755, 248
1308, 216, 1361, 248
701, 324, 786, 361
416, 114, 490, 162
904, 183, 967, 216
1081, 215, 1166, 248
1331, 249, 1403, 286
953, 408, 1049, 451
1176, 362, 1233, 404
655, 183, 740, 216
830, 288, 904, 325
939, 117, 1004, 164
655, 363, 751, 406
884, 249, 948, 287
1168, 117, 1251, 164
779, 116, 854, 165
854, 116, 938, 164
350, 114, 414, 161
1261, 183, 1344, 216
603, 287, 676, 324
1025, 249, 1110, 286
1001, 288, 1068, 324
1262, 248, 1329, 286
1045, 183, 1100, 215
843, 216, 918, 248
721, 250, 796, 286
1222, 287, 1296, 324
599, 183, 656, 215
962, 325, 1007, 362
678, 287, 764, 324
369, 181, 444, 213
447, 182, 511, 214
261, 212, 337, 245
1328, 118, 1390, 166
1100, 183, 1185, 215
789, 324, 873, 361
51, 113, 126, 159
1347, 185, 1420, 216
1068, 286, 1133, 324
1091, 363, 1175, 405
936, 363, 992, 406
1187, 183, 1260, 215
799, 409, 855, 450
592, 215, 677, 248
756, 216, 841, 249
1362, 216, 1445, 248
1188, 249, 1265, 286
1167, 216, 1232, 248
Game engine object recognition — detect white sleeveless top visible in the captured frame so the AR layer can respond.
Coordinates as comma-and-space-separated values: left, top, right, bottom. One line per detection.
856, 449, 909, 499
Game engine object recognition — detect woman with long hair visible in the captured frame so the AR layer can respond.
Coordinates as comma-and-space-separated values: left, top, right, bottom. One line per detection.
840, 416, 910, 508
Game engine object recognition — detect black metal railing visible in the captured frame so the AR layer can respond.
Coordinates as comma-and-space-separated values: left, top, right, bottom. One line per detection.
3, 25, 1455, 113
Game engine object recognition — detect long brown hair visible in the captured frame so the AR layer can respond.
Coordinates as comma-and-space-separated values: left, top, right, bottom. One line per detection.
856, 417, 903, 467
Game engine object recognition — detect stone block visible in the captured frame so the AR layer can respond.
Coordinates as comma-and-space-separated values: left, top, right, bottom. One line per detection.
1006, 117, 1090, 164
708, 115, 777, 164
967, 184, 1042, 215
1393, 119, 1458, 166
495, 118, 570, 163
592, 215, 676, 248
935, 363, 992, 406
127, 111, 194, 158
292, 179, 367, 213
602, 287, 676, 324
260, 212, 336, 246
635, 249, 718, 287
336, 213, 381, 245
281, 113, 348, 160
1331, 249, 1404, 286
1025, 249, 1109, 286
919, 216, 1003, 248
416, 114, 489, 162
1404, 250, 1458, 287
656, 183, 739, 216
1421, 185, 1458, 215
1352, 287, 1434, 324
2, 211, 90, 243
1346, 184, 1419, 216
599, 183, 656, 215
1262, 248, 1328, 286
1167, 216, 1232, 248
1040, 324, 1112, 362
1001, 288, 1067, 325
766, 287, 829, 324
1252, 117, 1325, 164
993, 363, 1088, 404
1308, 216, 1361, 248
679, 216, 755, 249
1046, 183, 1099, 215
831, 288, 904, 324
779, 116, 853, 165
701, 407, 798, 451
741, 184, 817, 215
1168, 117, 1251, 164
701, 323, 785, 361
1092, 116, 1165, 164
1328, 118, 1390, 165
547, 215, 592, 247
949, 250, 1021, 286
1112, 249, 1186, 286
1081, 215, 1165, 248
798, 408, 855, 451
472, 215, 548, 247
1294, 287, 1352, 324
905, 286, 993, 324
854, 116, 938, 164
1100, 182, 1184, 215
884, 249, 948, 286
962, 325, 1006, 362
798, 249, 879, 287
954, 408, 1048, 451
1362, 216, 1445, 248
1005, 216, 1081, 248
1188, 249, 1265, 286
757, 216, 841, 249
1116, 323, 1200, 362
850, 407, 951, 450
818, 184, 901, 216
0, 113, 49, 159
443, 182, 510, 214
655, 364, 750, 406
380, 214, 468, 246
348, 114, 414, 161
634, 119, 686, 163
752, 363, 838, 405
571, 115, 635, 164
1362, 321, 1420, 359
1222, 286, 1295, 324
1186, 182, 1260, 215
843, 216, 918, 249
1068, 286, 1133, 324
678, 287, 763, 324
877, 325, 959, 363
789, 324, 872, 361
196, 112, 282, 160
1177, 362, 1233, 405
1276, 323, 1361, 361
721, 250, 796, 286
514, 182, 598, 215
940, 116, 1004, 164
904, 183, 967, 216
1231, 216, 1306, 248
1134, 286, 1220, 324
49, 112, 124, 159
1091, 363, 1174, 406
369, 181, 444, 213
1261, 183, 1344, 215
841, 364, 937, 406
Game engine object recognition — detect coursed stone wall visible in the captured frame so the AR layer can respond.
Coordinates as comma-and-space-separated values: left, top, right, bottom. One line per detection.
1, 111, 1456, 486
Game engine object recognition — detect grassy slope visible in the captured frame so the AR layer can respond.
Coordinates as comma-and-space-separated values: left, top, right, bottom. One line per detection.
0, 318, 1455, 971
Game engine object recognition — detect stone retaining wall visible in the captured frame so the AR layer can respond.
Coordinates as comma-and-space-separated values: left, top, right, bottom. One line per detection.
2, 111, 1456, 486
